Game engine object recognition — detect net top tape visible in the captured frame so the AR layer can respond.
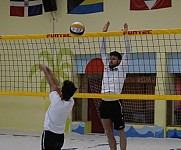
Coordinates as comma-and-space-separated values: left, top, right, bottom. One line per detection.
1, 28, 181, 40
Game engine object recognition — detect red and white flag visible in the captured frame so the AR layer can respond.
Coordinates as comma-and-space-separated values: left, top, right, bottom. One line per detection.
10, 0, 43, 17
130, 0, 172, 11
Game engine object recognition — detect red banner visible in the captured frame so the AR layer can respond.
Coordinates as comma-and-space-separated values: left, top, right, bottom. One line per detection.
130, 0, 172, 11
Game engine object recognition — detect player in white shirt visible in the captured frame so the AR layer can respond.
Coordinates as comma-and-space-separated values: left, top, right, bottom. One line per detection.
99, 22, 131, 150
39, 64, 77, 150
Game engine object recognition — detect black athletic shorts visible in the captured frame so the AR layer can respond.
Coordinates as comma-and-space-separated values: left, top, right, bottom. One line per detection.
41, 130, 64, 150
99, 100, 125, 130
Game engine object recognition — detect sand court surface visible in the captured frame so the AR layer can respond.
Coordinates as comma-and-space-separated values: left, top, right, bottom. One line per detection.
0, 130, 181, 150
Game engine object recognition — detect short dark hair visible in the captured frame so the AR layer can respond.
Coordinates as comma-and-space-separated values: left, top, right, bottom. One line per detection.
62, 80, 77, 100
110, 51, 122, 60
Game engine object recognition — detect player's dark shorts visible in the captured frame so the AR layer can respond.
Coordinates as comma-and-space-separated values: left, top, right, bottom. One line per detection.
99, 100, 125, 130
41, 130, 64, 150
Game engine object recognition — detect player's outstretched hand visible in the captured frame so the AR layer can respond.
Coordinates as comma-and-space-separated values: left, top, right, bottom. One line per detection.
102, 21, 110, 32
39, 64, 47, 71
123, 23, 128, 32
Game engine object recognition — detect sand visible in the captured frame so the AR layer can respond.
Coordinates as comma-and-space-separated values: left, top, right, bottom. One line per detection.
0, 130, 181, 150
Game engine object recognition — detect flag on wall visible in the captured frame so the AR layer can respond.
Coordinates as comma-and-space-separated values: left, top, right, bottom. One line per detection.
67, 0, 104, 14
10, 0, 43, 17
130, 0, 172, 10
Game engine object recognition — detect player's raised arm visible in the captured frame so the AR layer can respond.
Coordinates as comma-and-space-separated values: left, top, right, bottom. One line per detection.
123, 23, 131, 54
39, 64, 57, 92
100, 21, 110, 64
46, 66, 60, 87
120, 23, 131, 73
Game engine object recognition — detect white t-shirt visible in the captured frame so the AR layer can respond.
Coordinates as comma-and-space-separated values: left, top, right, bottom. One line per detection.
100, 37, 131, 100
44, 91, 74, 134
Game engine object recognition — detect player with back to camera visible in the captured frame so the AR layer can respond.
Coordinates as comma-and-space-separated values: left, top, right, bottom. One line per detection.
99, 22, 131, 150
39, 64, 77, 150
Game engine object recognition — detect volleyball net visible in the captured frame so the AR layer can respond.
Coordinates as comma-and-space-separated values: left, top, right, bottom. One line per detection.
1, 29, 181, 125
1, 29, 181, 98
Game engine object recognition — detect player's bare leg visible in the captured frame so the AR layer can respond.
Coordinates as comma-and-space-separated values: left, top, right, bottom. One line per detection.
117, 129, 127, 150
101, 119, 117, 150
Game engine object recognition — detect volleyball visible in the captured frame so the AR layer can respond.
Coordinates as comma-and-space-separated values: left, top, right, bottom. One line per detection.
70, 22, 85, 35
